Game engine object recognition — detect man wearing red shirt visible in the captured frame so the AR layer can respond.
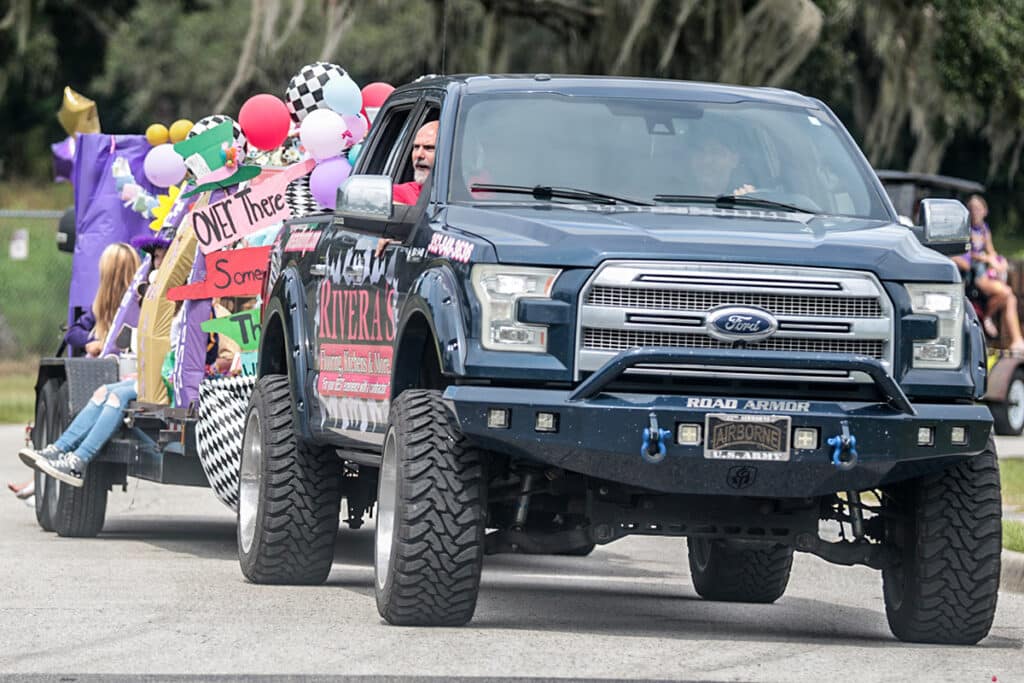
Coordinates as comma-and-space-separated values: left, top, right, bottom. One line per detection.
393, 121, 438, 205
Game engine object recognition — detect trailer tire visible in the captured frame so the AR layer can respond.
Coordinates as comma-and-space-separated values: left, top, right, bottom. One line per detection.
32, 379, 64, 532
237, 374, 341, 585
54, 464, 109, 538
990, 369, 1024, 435
688, 538, 793, 603
881, 441, 1001, 644
375, 390, 486, 626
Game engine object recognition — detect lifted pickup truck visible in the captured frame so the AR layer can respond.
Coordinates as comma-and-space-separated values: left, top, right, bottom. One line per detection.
241, 75, 1001, 644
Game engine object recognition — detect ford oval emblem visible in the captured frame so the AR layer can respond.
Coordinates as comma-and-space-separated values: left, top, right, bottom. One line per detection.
706, 306, 778, 342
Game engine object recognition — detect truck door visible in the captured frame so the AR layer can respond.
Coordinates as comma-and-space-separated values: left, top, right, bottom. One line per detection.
311, 92, 435, 449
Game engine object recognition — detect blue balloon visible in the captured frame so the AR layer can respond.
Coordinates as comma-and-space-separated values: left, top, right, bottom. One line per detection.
347, 142, 364, 165
322, 75, 363, 117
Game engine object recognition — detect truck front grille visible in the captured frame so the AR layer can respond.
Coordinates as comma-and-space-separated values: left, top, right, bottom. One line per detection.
576, 261, 894, 382
582, 328, 885, 359
587, 287, 883, 318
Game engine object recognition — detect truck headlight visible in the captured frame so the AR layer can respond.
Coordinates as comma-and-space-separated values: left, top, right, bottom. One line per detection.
472, 265, 560, 352
906, 283, 964, 369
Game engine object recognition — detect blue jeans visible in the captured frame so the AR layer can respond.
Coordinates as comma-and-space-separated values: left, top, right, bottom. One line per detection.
53, 380, 138, 464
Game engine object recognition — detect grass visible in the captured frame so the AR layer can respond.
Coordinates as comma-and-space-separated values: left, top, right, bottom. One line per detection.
0, 216, 73, 359
1005, 520, 1024, 554
0, 364, 36, 425
1002, 459, 1024, 509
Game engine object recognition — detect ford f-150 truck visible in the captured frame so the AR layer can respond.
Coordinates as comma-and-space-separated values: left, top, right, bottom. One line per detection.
239, 75, 1001, 644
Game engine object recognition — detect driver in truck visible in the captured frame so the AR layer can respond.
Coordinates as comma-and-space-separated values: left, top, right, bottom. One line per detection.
393, 121, 438, 205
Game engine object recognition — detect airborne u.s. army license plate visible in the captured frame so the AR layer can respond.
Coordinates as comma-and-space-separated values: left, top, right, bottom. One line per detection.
703, 413, 791, 462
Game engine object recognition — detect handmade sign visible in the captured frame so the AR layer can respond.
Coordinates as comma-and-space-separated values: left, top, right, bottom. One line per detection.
190, 159, 314, 253
202, 308, 261, 351
167, 246, 272, 300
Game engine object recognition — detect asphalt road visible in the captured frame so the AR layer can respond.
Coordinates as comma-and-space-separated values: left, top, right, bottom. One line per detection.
1, 424, 1022, 681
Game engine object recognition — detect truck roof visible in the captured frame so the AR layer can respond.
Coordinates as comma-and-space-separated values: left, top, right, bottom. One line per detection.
401, 74, 819, 109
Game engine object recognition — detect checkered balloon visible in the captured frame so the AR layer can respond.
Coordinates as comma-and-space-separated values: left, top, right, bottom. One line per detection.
188, 114, 248, 151
285, 62, 348, 123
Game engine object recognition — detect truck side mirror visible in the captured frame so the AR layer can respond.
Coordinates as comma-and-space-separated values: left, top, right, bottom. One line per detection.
919, 198, 969, 244
911, 198, 969, 255
336, 174, 393, 221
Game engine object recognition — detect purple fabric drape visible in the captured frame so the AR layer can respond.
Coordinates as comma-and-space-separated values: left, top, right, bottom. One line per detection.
51, 136, 75, 184
69, 134, 158, 329
172, 244, 212, 409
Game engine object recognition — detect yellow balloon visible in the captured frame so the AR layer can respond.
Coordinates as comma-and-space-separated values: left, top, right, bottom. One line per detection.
145, 123, 169, 146
168, 119, 194, 143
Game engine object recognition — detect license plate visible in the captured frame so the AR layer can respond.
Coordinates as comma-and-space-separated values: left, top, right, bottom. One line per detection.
704, 413, 791, 462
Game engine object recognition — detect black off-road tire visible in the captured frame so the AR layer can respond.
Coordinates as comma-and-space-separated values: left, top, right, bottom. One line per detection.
33, 379, 63, 532
990, 369, 1024, 436
881, 441, 1002, 645
54, 464, 109, 538
375, 390, 486, 626
237, 375, 341, 585
688, 538, 793, 603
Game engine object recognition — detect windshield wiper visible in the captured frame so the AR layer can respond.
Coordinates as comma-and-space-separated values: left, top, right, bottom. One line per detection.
470, 183, 652, 206
652, 193, 813, 214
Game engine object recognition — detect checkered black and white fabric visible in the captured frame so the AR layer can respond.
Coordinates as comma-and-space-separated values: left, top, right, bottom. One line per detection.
286, 175, 323, 217
195, 375, 256, 511
188, 114, 248, 152
285, 62, 347, 123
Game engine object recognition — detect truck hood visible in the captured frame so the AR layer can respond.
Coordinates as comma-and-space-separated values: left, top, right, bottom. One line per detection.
443, 204, 961, 282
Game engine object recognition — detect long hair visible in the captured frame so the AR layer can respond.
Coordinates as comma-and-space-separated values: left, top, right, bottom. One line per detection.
92, 242, 140, 343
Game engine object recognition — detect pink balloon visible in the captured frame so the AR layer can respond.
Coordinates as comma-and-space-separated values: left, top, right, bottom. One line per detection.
342, 114, 368, 147
309, 156, 352, 209
299, 109, 346, 160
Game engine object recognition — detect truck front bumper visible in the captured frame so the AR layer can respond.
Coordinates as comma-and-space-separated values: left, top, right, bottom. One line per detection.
444, 348, 992, 497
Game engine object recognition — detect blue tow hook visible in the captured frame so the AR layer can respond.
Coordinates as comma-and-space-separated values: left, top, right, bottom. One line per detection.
641, 412, 672, 464
826, 420, 859, 470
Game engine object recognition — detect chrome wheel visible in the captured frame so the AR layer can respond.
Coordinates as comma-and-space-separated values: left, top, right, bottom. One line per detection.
375, 428, 398, 590
1008, 377, 1024, 432
238, 410, 262, 555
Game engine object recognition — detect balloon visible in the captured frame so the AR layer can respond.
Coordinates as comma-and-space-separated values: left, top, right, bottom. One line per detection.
299, 109, 346, 160
309, 157, 352, 209
238, 94, 291, 151
360, 82, 394, 123
285, 62, 348, 122
146, 123, 169, 146
168, 119, 193, 143
342, 113, 368, 147
143, 144, 186, 187
347, 142, 364, 166
322, 74, 363, 116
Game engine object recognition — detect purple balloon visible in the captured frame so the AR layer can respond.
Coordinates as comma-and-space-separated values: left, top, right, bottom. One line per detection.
309, 156, 352, 209
144, 143, 186, 187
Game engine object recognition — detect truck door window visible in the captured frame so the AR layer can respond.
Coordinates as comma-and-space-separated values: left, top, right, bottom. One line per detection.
361, 104, 416, 175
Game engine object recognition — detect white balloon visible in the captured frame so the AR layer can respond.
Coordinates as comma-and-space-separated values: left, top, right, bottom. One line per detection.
299, 109, 346, 161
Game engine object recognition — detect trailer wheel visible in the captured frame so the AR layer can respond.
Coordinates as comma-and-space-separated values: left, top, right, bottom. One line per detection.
54, 464, 109, 538
990, 369, 1024, 435
237, 374, 341, 585
32, 379, 63, 532
375, 390, 486, 626
881, 440, 1001, 644
687, 538, 793, 603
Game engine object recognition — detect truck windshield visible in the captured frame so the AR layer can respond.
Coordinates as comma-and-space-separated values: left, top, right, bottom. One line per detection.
450, 93, 891, 221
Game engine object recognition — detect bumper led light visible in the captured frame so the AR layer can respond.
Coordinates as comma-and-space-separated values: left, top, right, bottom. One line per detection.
917, 426, 934, 446
793, 427, 819, 450
535, 412, 558, 432
677, 423, 701, 446
487, 408, 510, 429
951, 426, 967, 445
